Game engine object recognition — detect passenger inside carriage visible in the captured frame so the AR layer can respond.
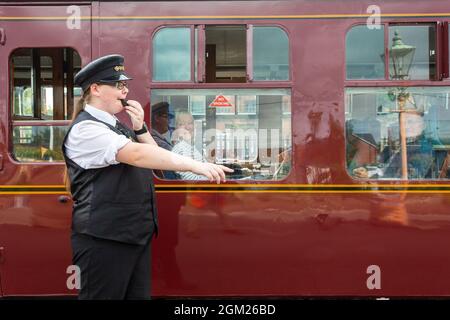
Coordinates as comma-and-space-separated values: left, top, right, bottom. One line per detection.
345, 86, 450, 180
349, 106, 446, 180
150, 91, 293, 181
171, 111, 209, 180
150, 101, 180, 179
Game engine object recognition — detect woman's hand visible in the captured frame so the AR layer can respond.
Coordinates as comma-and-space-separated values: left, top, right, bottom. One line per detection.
124, 100, 145, 131
190, 162, 234, 184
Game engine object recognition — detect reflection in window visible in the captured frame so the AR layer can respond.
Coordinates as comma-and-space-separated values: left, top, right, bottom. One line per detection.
345, 87, 450, 180
40, 55, 54, 119
253, 27, 289, 81
151, 89, 292, 180
13, 87, 33, 117
153, 28, 191, 81
215, 96, 235, 115
237, 96, 257, 115
190, 96, 206, 115
388, 25, 436, 80
346, 25, 385, 79
12, 51, 34, 117
13, 125, 69, 162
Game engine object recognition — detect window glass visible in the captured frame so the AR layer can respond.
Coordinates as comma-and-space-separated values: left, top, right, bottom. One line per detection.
253, 27, 289, 81
153, 27, 191, 81
12, 48, 81, 120
346, 25, 385, 79
11, 48, 81, 162
237, 95, 257, 115
151, 89, 292, 180
190, 95, 206, 116
40, 55, 54, 119
345, 87, 450, 180
206, 25, 247, 83
12, 50, 34, 117
216, 95, 236, 115
13, 125, 68, 162
388, 25, 436, 80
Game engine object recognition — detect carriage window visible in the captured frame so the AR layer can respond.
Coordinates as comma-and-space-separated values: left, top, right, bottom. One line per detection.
153, 27, 191, 81
12, 48, 81, 120
253, 27, 289, 81
11, 47, 81, 162
388, 25, 437, 80
205, 25, 247, 83
151, 89, 292, 180
346, 25, 385, 79
13, 125, 70, 162
345, 87, 450, 180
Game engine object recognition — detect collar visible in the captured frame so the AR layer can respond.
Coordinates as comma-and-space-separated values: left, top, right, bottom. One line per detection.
84, 104, 117, 127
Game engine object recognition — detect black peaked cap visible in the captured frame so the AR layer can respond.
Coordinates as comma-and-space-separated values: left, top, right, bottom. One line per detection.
151, 101, 169, 114
74, 54, 132, 91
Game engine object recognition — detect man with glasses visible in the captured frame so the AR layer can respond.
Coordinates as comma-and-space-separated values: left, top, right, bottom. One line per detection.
150, 102, 172, 151
150, 101, 179, 180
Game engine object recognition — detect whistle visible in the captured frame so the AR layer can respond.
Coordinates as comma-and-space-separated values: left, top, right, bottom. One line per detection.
120, 99, 129, 107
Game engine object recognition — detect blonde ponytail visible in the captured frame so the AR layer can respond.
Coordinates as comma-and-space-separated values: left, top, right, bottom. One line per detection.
72, 89, 91, 120
64, 89, 91, 193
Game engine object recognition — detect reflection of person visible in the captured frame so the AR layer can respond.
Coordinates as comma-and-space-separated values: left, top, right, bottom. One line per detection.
170, 111, 241, 234
352, 112, 435, 180
273, 148, 292, 180
62, 54, 232, 299
150, 103, 191, 289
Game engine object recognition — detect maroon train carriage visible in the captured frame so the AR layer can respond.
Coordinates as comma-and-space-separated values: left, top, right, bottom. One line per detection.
0, 0, 450, 297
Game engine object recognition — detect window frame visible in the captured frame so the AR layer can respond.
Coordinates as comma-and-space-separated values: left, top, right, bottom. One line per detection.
150, 23, 293, 183
151, 88, 293, 182
151, 25, 194, 83
345, 24, 386, 81
345, 20, 450, 86
250, 24, 291, 82
345, 19, 450, 182
344, 86, 450, 181
10, 47, 79, 121
151, 23, 292, 86
9, 46, 81, 163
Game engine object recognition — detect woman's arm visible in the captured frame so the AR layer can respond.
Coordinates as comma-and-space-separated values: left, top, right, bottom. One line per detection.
116, 142, 232, 183
120, 99, 232, 182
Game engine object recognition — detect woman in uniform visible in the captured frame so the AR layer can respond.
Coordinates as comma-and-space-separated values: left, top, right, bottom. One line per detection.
62, 54, 231, 299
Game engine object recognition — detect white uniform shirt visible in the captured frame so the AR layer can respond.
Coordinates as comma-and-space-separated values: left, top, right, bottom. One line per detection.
64, 104, 131, 169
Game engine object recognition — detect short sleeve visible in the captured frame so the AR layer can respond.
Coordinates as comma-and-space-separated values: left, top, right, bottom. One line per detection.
64, 120, 131, 169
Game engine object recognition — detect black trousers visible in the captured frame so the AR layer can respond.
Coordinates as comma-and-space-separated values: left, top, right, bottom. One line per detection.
71, 233, 152, 300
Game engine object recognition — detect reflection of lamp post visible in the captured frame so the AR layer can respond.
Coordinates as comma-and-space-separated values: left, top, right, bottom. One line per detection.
397, 93, 410, 179
389, 31, 416, 179
390, 31, 416, 80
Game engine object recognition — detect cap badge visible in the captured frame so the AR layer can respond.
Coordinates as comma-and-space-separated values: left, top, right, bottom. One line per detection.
114, 65, 125, 72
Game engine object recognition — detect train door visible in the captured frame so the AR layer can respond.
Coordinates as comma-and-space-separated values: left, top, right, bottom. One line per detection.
0, 4, 91, 296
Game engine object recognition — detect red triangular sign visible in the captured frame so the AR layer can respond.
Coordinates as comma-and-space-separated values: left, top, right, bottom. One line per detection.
209, 95, 233, 107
